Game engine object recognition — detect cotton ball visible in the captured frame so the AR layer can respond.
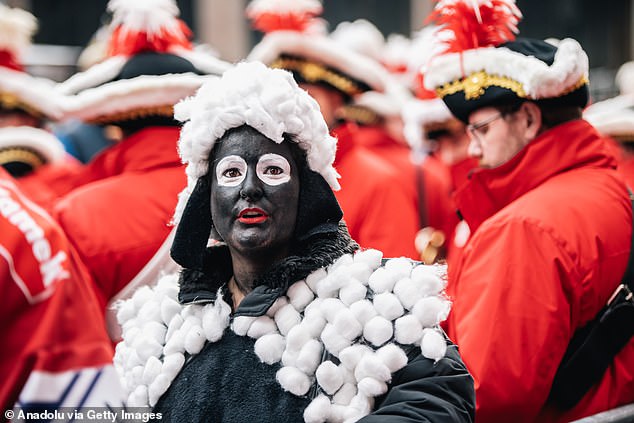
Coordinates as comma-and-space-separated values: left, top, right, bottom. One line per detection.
135, 336, 163, 361
303, 394, 331, 423
346, 393, 374, 420
286, 324, 311, 352
142, 356, 162, 385
384, 257, 414, 279
329, 404, 348, 423
123, 326, 141, 346
330, 253, 354, 271
160, 296, 182, 325
266, 296, 289, 317
254, 333, 286, 364
276, 366, 312, 396
354, 354, 391, 382
281, 348, 299, 367
376, 344, 408, 373
132, 286, 155, 311
165, 314, 184, 343
353, 249, 383, 271
232, 315, 256, 336
316, 273, 344, 298
368, 267, 398, 294
247, 315, 278, 339
411, 265, 446, 296
420, 328, 447, 362
137, 300, 161, 323
373, 292, 404, 321
142, 321, 167, 345
339, 281, 368, 306
287, 280, 315, 312
346, 262, 373, 283
338, 345, 372, 370
411, 296, 451, 327
201, 304, 229, 342
163, 329, 185, 355
321, 298, 346, 322
275, 304, 302, 335
349, 300, 377, 325
116, 299, 137, 325
154, 273, 179, 298
124, 348, 142, 370
357, 377, 388, 397
393, 277, 422, 310
181, 304, 202, 320
316, 361, 344, 395
304, 298, 324, 320
301, 313, 327, 338
296, 339, 323, 375
333, 383, 357, 405
394, 314, 423, 345
162, 353, 185, 381
321, 323, 351, 356
148, 374, 171, 407
363, 316, 393, 347
184, 325, 206, 355
128, 385, 149, 407
306, 268, 328, 293
333, 308, 363, 341
127, 365, 143, 392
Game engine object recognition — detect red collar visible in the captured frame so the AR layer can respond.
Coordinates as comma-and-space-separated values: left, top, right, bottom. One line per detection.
330, 123, 357, 167
454, 119, 618, 231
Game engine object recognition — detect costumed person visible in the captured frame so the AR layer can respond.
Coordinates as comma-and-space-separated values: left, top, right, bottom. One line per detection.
246, 0, 421, 259
0, 4, 69, 179
114, 61, 475, 422
0, 165, 125, 414
19, 0, 231, 339
423, 1, 634, 422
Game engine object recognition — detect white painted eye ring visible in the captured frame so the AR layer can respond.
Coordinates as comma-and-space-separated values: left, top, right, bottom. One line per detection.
256, 153, 291, 186
216, 155, 247, 187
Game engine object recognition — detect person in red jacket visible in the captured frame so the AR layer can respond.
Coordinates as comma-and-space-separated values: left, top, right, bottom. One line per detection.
246, 1, 421, 259
423, 1, 634, 422
0, 167, 124, 415
18, 0, 230, 338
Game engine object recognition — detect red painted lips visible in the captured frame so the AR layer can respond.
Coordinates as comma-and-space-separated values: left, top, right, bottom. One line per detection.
237, 207, 268, 224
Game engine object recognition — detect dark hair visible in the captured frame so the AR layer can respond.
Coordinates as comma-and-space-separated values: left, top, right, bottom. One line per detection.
494, 100, 582, 131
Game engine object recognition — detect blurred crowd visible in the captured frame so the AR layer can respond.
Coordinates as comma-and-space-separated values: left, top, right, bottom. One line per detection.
1, 0, 633, 422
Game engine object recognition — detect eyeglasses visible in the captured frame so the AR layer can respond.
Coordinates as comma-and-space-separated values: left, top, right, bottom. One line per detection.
466, 113, 504, 141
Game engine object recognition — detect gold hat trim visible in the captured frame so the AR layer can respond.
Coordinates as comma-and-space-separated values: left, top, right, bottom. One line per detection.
88, 105, 175, 125
335, 104, 381, 126
436, 71, 589, 101
0, 147, 45, 169
271, 57, 364, 97
0, 92, 45, 119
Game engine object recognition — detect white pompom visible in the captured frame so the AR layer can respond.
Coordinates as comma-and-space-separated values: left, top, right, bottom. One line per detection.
368, 267, 398, 294
333, 382, 357, 405
296, 339, 323, 375
254, 333, 286, 364
420, 328, 447, 362
266, 296, 289, 317
276, 366, 312, 396
303, 394, 331, 423
231, 315, 256, 336
154, 273, 179, 298
394, 314, 423, 345
330, 253, 354, 271
411, 296, 451, 327
338, 344, 372, 370
306, 268, 328, 293
376, 344, 408, 373
316, 274, 343, 298
132, 286, 155, 310
301, 314, 327, 338
184, 325, 206, 354
247, 315, 278, 339
363, 316, 393, 347
142, 356, 162, 385
321, 323, 351, 356
321, 298, 346, 323
304, 298, 324, 320
353, 249, 383, 270
287, 280, 315, 312
148, 374, 171, 407
329, 404, 348, 423
411, 264, 446, 296
286, 324, 311, 352
333, 309, 363, 341
135, 336, 163, 361
347, 393, 373, 419
128, 384, 149, 407
393, 277, 422, 310
165, 314, 184, 343
281, 348, 299, 367
357, 377, 388, 397
373, 292, 404, 321
354, 354, 391, 382
274, 304, 302, 336
162, 353, 185, 381
138, 300, 162, 323
384, 257, 414, 279
160, 296, 182, 325
142, 321, 167, 345
339, 281, 368, 306
116, 299, 137, 325
346, 262, 373, 284
349, 300, 378, 325
316, 361, 344, 395
163, 328, 185, 355
201, 304, 229, 342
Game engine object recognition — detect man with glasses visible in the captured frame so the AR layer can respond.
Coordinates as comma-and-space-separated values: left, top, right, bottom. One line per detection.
423, 1, 634, 422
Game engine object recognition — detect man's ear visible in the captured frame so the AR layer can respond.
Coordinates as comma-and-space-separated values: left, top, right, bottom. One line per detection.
523, 101, 542, 140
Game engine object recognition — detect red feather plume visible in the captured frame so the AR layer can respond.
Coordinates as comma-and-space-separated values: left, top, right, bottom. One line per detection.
249, 11, 318, 33
426, 0, 522, 53
107, 20, 192, 57
246, 0, 322, 34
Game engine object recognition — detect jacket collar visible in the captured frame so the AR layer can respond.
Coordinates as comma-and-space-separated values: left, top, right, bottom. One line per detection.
454, 119, 618, 232
177, 222, 358, 316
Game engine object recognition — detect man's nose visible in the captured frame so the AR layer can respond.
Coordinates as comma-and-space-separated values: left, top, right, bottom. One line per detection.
239, 168, 264, 200
467, 138, 482, 158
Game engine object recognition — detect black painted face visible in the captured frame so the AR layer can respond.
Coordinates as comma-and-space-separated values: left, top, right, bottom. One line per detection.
210, 126, 301, 258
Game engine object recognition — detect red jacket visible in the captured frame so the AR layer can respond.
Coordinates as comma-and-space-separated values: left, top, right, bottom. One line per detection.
446, 119, 634, 422
332, 124, 420, 259
0, 169, 123, 413
50, 127, 186, 309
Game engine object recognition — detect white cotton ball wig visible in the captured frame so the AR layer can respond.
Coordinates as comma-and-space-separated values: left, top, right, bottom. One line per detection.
173, 61, 340, 223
